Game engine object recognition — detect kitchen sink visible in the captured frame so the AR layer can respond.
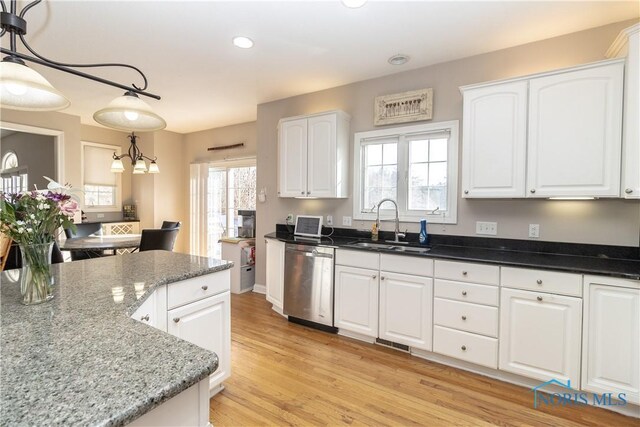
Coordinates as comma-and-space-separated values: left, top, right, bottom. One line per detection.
345, 242, 430, 254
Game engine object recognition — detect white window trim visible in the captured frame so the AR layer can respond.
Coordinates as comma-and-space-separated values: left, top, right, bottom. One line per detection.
352, 120, 459, 224
81, 141, 122, 212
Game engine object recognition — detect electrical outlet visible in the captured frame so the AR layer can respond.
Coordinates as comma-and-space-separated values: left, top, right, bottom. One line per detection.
529, 224, 540, 238
476, 221, 497, 236
342, 216, 352, 227
97, 213, 105, 219
326, 215, 333, 226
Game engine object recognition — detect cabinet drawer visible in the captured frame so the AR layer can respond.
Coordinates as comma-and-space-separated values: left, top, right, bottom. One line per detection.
335, 249, 379, 270
434, 260, 499, 285
433, 326, 498, 369
168, 270, 231, 309
434, 279, 499, 306
434, 298, 498, 337
501, 267, 582, 297
380, 253, 433, 276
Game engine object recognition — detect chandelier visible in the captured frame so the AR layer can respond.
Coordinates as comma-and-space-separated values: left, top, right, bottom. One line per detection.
0, 0, 166, 131
110, 133, 159, 175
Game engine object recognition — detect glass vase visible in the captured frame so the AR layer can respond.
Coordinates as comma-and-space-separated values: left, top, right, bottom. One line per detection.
19, 242, 54, 305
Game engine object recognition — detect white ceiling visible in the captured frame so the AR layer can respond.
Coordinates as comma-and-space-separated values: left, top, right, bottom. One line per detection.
3, 1, 638, 133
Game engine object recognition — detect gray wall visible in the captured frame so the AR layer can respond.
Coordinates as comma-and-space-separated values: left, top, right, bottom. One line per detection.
0, 131, 56, 190
255, 19, 640, 286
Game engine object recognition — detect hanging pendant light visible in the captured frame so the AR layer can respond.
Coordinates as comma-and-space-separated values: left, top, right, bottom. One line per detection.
0, 58, 69, 111
0, 0, 165, 131
94, 91, 167, 132
133, 158, 148, 173
147, 160, 160, 174
110, 157, 125, 173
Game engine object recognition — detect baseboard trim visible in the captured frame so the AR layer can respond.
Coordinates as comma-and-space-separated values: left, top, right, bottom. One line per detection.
252, 284, 266, 294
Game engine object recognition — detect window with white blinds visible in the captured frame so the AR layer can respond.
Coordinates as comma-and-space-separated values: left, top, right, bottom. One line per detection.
353, 121, 459, 224
82, 142, 121, 211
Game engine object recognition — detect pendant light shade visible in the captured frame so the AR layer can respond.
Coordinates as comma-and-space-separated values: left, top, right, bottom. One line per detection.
133, 158, 147, 173
110, 158, 125, 173
93, 92, 166, 132
147, 161, 160, 174
0, 60, 70, 111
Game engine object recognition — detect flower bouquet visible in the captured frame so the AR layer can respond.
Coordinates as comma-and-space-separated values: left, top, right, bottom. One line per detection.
0, 178, 78, 304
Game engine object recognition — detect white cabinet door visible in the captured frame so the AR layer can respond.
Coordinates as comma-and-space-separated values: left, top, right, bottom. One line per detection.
527, 62, 623, 197
379, 271, 432, 350
334, 265, 379, 338
582, 281, 640, 404
265, 238, 285, 313
499, 288, 582, 386
278, 118, 308, 197
168, 291, 231, 391
307, 114, 337, 198
461, 81, 528, 198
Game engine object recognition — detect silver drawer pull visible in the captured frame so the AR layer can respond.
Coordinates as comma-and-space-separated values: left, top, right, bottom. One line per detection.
625, 188, 633, 194
537, 296, 543, 302
536, 279, 542, 285
173, 317, 181, 323
461, 315, 467, 321
381, 276, 385, 280
461, 345, 467, 351
372, 275, 377, 279
462, 291, 467, 296
201, 285, 209, 291
530, 189, 536, 194
462, 271, 468, 276
140, 314, 150, 321
464, 190, 469, 194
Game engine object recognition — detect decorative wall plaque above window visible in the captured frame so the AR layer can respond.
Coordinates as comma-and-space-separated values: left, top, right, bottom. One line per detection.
374, 88, 433, 126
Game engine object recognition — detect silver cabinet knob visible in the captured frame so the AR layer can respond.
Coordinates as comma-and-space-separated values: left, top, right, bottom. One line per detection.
307, 191, 311, 195
201, 285, 208, 291
537, 296, 543, 302
372, 275, 377, 279
301, 191, 305, 195
464, 190, 469, 194
462, 271, 468, 276
530, 189, 536, 193
173, 317, 181, 323
461, 315, 467, 321
461, 345, 467, 351
140, 314, 150, 321
462, 291, 467, 296
381, 276, 385, 281
536, 279, 542, 285
625, 188, 633, 194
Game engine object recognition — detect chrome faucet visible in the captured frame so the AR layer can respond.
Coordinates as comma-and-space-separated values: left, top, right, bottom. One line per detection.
375, 198, 406, 244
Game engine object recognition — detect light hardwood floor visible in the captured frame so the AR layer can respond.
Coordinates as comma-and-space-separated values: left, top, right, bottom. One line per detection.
210, 292, 638, 426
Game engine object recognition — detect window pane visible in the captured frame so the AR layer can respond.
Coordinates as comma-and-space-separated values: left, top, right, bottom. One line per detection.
410, 140, 429, 163
410, 163, 428, 187
430, 139, 448, 162
383, 143, 397, 165
428, 162, 447, 187
428, 187, 447, 211
366, 166, 382, 188
100, 192, 114, 206
409, 187, 428, 210
366, 144, 382, 166
364, 187, 381, 210
381, 165, 397, 188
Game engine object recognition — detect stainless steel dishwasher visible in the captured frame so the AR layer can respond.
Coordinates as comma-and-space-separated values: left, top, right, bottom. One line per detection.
283, 243, 335, 329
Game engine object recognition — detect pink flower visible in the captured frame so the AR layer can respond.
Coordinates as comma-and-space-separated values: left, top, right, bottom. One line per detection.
60, 199, 78, 217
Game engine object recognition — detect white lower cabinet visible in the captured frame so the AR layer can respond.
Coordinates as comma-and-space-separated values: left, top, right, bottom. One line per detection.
334, 265, 379, 338
379, 271, 432, 350
499, 288, 582, 386
168, 291, 231, 392
582, 276, 640, 405
265, 238, 285, 313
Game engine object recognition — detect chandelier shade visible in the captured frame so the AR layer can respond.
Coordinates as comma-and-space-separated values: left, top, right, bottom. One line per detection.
110, 158, 125, 173
93, 92, 167, 132
0, 59, 70, 111
147, 161, 160, 174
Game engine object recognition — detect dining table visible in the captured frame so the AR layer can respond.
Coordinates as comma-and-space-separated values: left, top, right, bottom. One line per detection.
59, 234, 142, 252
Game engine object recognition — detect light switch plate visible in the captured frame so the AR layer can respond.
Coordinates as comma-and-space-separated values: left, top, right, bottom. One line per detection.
476, 221, 497, 235
529, 224, 540, 238
342, 216, 352, 226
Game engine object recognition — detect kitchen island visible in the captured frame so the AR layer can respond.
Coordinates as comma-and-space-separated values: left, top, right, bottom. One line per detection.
0, 251, 232, 427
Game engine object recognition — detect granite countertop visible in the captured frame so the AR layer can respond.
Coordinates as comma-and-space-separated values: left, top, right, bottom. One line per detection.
265, 231, 640, 280
0, 251, 233, 427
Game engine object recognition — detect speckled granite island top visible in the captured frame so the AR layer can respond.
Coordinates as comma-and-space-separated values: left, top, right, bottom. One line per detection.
0, 251, 233, 427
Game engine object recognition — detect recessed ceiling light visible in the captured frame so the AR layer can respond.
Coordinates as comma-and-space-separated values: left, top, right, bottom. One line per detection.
232, 36, 254, 49
388, 54, 410, 65
342, 0, 367, 8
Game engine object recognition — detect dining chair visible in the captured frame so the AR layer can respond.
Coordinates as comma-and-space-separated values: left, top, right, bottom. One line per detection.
138, 228, 179, 252
64, 223, 106, 261
161, 221, 181, 229
2, 242, 65, 270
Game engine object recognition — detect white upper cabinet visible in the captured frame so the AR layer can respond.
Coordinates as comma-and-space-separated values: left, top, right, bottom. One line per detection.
527, 62, 623, 197
461, 59, 624, 198
461, 81, 528, 198
607, 24, 640, 199
278, 110, 350, 198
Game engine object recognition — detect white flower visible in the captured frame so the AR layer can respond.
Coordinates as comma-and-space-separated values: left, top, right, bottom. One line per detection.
30, 214, 36, 220
26, 228, 33, 233
17, 227, 24, 234
38, 203, 45, 210
16, 220, 24, 225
